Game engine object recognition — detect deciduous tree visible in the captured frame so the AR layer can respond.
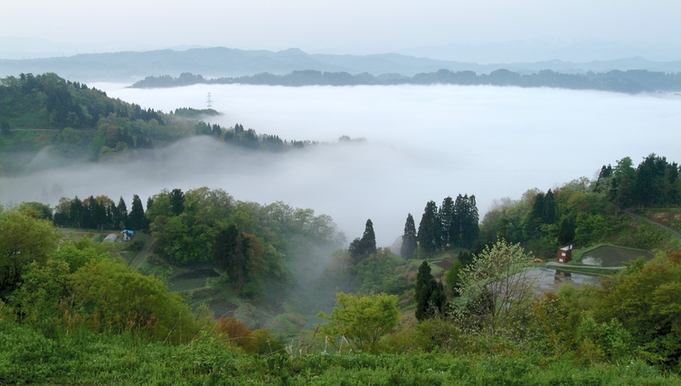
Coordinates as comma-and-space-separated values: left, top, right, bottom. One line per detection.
458, 240, 536, 336
318, 292, 399, 353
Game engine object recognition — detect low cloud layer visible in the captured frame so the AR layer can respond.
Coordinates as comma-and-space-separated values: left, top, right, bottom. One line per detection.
2, 84, 680, 245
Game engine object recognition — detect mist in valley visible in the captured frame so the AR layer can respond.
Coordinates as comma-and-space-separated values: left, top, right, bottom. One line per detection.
1, 84, 680, 247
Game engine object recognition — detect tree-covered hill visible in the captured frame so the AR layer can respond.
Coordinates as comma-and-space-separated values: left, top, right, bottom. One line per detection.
0, 73, 315, 176
130, 69, 681, 93
0, 72, 162, 130
479, 154, 681, 258
2, 179, 681, 382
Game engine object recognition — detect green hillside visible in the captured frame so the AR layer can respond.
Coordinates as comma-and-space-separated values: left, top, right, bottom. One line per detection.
0, 73, 315, 176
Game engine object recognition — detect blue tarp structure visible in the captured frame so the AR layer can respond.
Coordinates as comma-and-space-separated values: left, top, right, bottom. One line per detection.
121, 229, 135, 240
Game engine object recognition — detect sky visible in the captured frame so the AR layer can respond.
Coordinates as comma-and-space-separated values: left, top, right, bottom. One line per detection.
2, 0, 681, 60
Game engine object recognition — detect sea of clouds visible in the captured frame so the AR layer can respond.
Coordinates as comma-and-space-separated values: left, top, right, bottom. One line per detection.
3, 84, 679, 245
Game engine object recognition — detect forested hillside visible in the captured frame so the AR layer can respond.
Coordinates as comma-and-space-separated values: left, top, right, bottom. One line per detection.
0, 73, 313, 176
479, 154, 680, 258
2, 175, 681, 382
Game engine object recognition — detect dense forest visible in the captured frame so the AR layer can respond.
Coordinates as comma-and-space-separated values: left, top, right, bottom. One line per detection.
130, 69, 681, 94
0, 73, 314, 176
1, 155, 681, 382
478, 154, 680, 258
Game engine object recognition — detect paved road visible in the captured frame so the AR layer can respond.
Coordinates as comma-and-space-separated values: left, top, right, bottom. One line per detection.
624, 209, 681, 239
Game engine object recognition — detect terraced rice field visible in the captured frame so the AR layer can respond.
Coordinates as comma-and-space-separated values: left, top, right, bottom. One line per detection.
579, 245, 654, 267
167, 268, 220, 292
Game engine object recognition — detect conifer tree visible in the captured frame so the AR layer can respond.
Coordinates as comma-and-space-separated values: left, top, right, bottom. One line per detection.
349, 219, 377, 261
400, 213, 418, 259
439, 196, 455, 248
69, 197, 83, 228
169, 188, 184, 216
361, 219, 377, 256
543, 189, 556, 224
452, 194, 466, 247
415, 261, 433, 321
128, 195, 145, 231
462, 195, 480, 249
116, 196, 128, 229
415, 261, 446, 321
558, 217, 576, 246
417, 201, 440, 257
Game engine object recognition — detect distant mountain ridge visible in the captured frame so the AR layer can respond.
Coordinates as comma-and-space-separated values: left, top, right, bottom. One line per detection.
1, 47, 681, 83
129, 69, 681, 94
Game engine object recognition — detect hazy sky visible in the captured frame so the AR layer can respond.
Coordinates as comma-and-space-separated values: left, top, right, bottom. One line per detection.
2, 0, 680, 55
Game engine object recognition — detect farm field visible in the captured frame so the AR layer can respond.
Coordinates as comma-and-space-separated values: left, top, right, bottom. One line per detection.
578, 245, 654, 267
167, 268, 220, 292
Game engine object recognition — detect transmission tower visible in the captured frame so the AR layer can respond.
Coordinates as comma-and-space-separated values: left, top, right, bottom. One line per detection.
206, 92, 213, 109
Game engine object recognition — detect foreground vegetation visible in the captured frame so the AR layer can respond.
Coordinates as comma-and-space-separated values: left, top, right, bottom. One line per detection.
2, 324, 678, 385
2, 196, 681, 383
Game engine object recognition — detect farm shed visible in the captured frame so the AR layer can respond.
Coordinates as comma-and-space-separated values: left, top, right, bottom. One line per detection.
557, 245, 573, 263
121, 229, 135, 241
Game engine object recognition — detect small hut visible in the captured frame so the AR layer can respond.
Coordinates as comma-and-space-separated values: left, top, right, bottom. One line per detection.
121, 229, 135, 241
557, 245, 574, 263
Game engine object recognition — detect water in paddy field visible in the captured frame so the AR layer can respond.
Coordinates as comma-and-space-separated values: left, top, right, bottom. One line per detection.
579, 245, 654, 267
525, 267, 601, 292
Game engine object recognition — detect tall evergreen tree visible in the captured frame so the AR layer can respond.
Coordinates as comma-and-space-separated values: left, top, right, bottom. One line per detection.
361, 219, 377, 256
169, 188, 184, 216
82, 196, 97, 229
415, 261, 446, 321
439, 196, 455, 248
417, 201, 441, 257
451, 194, 479, 249
91, 197, 107, 231
462, 195, 480, 249
543, 189, 556, 224
349, 219, 377, 261
558, 217, 576, 246
116, 196, 128, 229
128, 195, 145, 231
70, 197, 81, 228
524, 192, 545, 238
415, 261, 433, 321
400, 213, 418, 259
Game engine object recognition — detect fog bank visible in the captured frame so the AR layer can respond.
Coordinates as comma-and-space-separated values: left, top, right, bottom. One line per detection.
3, 84, 680, 245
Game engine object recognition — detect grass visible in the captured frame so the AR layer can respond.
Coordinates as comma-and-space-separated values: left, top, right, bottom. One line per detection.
2, 323, 680, 385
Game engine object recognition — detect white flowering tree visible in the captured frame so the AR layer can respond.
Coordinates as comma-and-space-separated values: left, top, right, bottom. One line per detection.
458, 240, 537, 336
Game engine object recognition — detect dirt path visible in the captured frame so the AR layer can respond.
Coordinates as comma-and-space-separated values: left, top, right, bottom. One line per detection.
129, 233, 154, 269
624, 209, 681, 239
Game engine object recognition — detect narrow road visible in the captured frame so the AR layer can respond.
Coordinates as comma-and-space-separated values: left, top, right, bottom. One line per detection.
129, 233, 154, 269
624, 209, 681, 239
